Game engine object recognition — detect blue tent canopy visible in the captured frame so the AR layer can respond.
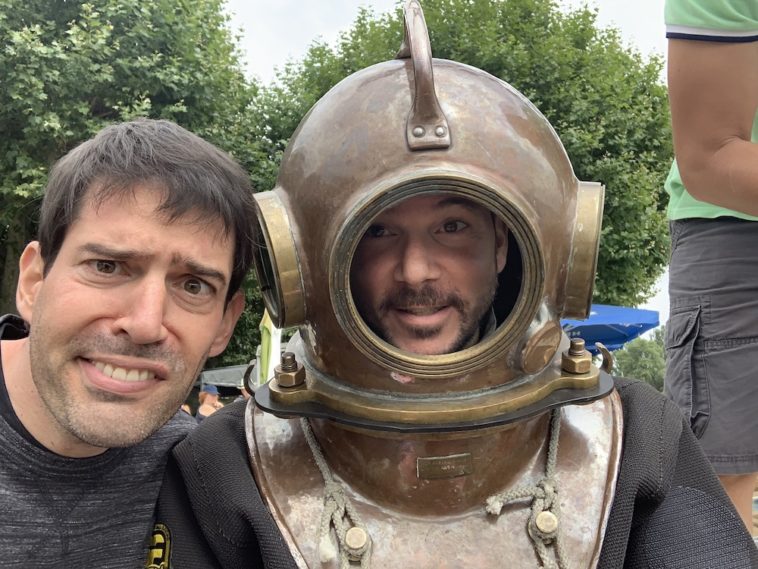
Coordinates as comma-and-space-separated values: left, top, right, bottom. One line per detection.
561, 304, 660, 354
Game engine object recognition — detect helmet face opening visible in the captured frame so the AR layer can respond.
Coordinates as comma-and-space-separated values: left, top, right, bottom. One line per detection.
349, 190, 509, 359
331, 179, 544, 380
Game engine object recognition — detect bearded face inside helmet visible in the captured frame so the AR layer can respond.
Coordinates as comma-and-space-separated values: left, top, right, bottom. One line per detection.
350, 193, 508, 356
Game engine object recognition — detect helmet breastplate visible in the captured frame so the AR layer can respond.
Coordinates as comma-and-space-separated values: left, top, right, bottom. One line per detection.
247, 389, 622, 568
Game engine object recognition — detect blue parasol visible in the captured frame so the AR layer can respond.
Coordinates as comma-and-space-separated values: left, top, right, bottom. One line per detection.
561, 304, 660, 354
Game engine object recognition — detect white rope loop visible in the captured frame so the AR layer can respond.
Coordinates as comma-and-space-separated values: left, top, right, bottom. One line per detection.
302, 410, 570, 568
301, 418, 372, 568
485, 410, 571, 569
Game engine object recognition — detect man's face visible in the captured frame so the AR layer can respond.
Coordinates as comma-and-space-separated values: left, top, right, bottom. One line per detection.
350, 194, 507, 355
16, 185, 243, 454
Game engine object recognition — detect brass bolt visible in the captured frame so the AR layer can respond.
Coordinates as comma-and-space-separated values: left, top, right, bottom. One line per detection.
345, 527, 368, 550
535, 511, 559, 535
280, 352, 298, 372
275, 352, 305, 388
569, 337, 586, 356
561, 337, 592, 374
345, 527, 369, 560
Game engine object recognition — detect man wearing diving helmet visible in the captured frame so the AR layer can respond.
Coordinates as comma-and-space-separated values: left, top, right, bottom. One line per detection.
148, 2, 756, 568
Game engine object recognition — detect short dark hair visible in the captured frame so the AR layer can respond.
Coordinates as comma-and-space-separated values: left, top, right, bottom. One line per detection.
38, 119, 255, 304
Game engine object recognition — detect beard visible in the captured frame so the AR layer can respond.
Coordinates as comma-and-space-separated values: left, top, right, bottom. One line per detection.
28, 318, 198, 450
358, 276, 499, 355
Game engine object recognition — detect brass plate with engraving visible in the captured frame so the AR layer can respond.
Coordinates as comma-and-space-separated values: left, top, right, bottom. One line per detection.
417, 453, 473, 480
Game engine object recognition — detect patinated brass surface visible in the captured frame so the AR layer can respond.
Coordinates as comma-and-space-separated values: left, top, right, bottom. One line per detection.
309, 413, 550, 514
264, 333, 607, 427
416, 453, 473, 480
251, 191, 305, 327
267, 361, 601, 426
252, 64, 604, 386
249, 0, 606, 427
561, 338, 593, 374
274, 352, 305, 388
267, 57, 581, 385
522, 321, 563, 375
397, 0, 451, 150
247, 390, 623, 568
563, 181, 605, 319
596, 342, 615, 373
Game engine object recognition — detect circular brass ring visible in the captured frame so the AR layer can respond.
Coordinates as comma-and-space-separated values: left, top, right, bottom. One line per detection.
330, 176, 544, 379
252, 191, 306, 328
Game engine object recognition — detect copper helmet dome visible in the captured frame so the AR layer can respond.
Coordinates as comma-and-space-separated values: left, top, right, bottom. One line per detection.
252, 0, 609, 432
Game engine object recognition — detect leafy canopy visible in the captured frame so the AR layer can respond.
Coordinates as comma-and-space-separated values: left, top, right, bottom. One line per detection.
0, 0, 673, 366
0, 0, 268, 344
613, 327, 666, 391
0, 0, 261, 201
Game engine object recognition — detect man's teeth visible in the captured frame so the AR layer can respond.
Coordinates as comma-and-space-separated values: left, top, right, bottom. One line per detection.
92, 361, 154, 381
402, 306, 442, 316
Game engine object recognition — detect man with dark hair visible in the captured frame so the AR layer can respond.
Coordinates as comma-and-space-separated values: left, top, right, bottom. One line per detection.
0, 118, 254, 566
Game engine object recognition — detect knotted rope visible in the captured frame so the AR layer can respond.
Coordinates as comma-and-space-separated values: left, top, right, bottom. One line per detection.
301, 418, 372, 568
485, 410, 570, 569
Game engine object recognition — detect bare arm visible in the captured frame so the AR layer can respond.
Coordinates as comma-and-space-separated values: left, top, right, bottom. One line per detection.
668, 39, 758, 214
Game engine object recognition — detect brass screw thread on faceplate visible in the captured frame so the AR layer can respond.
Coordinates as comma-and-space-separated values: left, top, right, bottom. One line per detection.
275, 352, 306, 388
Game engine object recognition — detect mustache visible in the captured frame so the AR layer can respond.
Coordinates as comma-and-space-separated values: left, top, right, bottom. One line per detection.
380, 285, 465, 313
68, 334, 179, 363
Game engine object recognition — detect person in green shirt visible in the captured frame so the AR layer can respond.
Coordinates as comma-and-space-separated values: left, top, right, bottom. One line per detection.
663, 0, 758, 534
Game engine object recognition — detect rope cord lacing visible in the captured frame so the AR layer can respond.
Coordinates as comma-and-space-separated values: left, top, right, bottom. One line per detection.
301, 418, 372, 568
485, 410, 570, 569
302, 410, 567, 568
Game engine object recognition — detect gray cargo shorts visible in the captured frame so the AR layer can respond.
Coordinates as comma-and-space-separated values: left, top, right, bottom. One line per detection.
665, 217, 758, 475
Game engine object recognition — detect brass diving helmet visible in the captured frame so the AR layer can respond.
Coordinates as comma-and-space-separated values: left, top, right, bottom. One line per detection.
251, 0, 610, 432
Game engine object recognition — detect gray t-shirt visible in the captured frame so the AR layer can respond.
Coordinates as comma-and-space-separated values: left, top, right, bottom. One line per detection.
0, 316, 196, 567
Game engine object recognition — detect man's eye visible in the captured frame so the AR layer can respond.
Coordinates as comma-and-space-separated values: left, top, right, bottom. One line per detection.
183, 278, 212, 296
365, 225, 389, 238
441, 220, 467, 233
93, 260, 118, 274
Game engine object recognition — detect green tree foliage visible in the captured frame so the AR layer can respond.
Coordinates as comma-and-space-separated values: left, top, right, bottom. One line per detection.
613, 326, 666, 391
0, 0, 267, 317
0, 0, 674, 368
257, 0, 672, 307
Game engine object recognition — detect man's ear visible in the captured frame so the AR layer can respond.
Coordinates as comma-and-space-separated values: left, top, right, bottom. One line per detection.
16, 241, 45, 323
495, 222, 508, 274
208, 290, 245, 357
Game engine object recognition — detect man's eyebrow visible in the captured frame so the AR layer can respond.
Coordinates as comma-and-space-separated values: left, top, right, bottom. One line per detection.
177, 256, 228, 286
78, 243, 143, 261
77, 244, 228, 286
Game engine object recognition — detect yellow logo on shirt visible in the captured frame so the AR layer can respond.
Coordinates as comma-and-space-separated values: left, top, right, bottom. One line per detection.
145, 523, 171, 569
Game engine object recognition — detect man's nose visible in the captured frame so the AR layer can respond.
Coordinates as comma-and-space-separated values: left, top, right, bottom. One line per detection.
394, 235, 441, 286
112, 278, 169, 344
